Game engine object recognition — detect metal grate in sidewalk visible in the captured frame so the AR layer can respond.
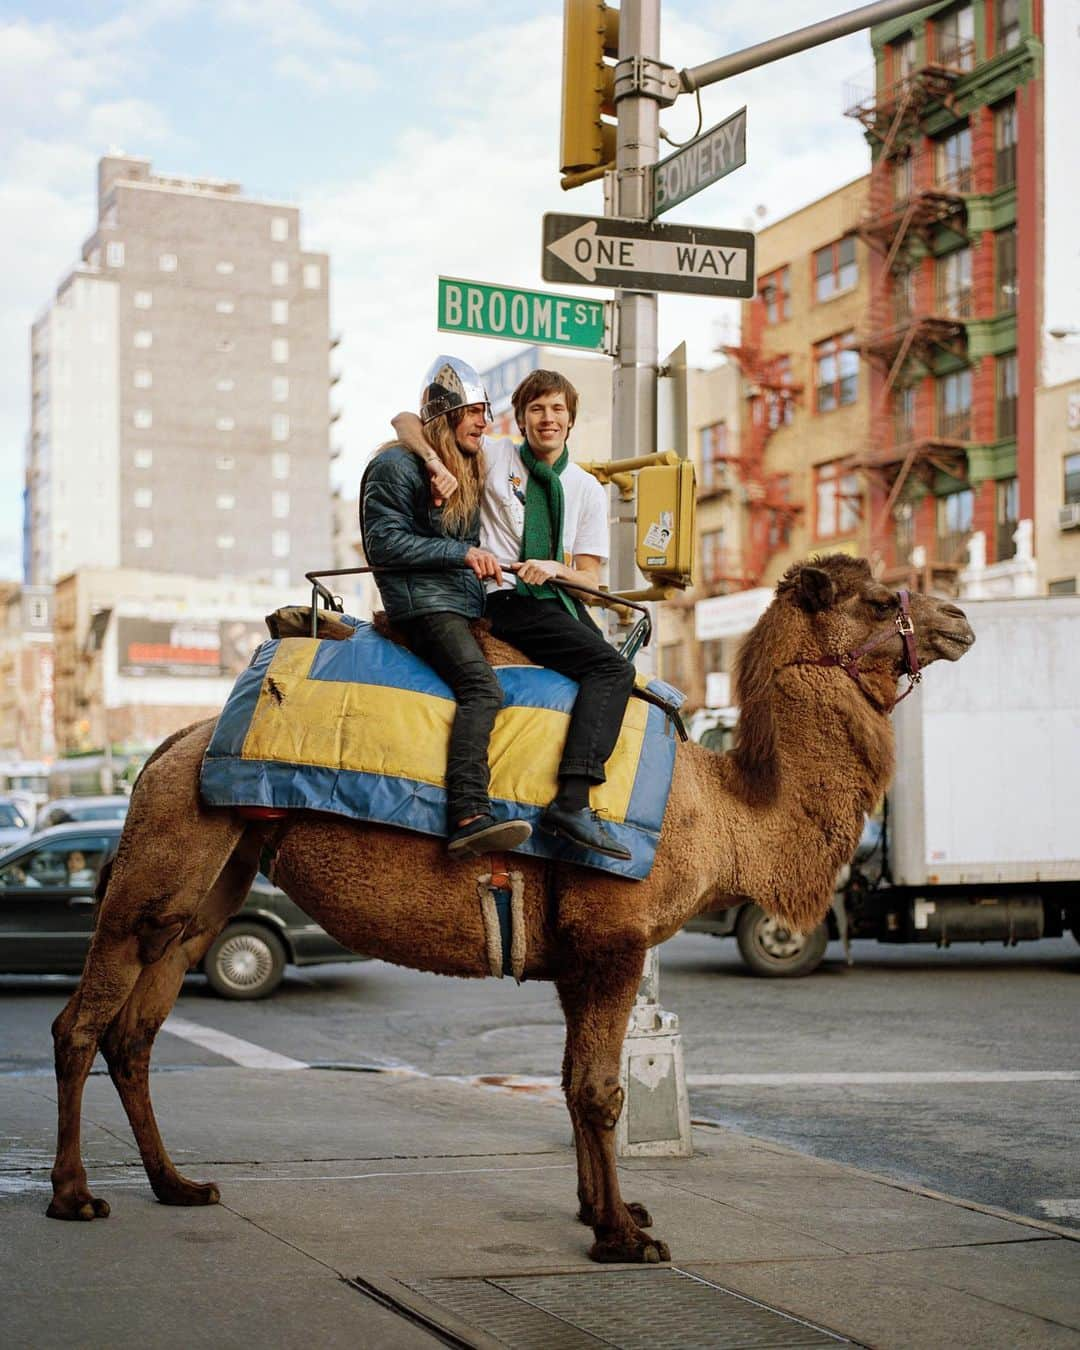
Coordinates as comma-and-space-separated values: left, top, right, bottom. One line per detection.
403, 1267, 850, 1349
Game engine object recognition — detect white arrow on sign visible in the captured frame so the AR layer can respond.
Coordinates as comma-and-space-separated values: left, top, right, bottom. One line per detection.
546, 219, 749, 286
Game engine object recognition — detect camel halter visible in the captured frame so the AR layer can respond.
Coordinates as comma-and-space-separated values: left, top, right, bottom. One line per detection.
787, 588, 922, 714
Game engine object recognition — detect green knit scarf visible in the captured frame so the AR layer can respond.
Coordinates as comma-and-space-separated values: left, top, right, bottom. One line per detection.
516, 443, 577, 617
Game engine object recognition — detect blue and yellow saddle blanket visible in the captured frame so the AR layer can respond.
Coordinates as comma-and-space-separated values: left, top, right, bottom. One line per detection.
200, 618, 684, 880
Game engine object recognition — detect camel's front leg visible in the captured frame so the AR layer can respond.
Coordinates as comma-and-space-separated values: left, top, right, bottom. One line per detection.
557, 953, 668, 1263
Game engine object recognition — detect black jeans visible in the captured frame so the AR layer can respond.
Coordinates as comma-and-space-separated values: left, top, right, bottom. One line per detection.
397, 612, 503, 825
486, 591, 636, 783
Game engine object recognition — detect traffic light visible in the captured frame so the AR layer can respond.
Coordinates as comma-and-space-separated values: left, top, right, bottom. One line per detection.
635, 461, 696, 588
560, 0, 619, 189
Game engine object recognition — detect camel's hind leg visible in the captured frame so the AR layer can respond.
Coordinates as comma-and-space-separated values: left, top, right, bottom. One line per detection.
48, 720, 245, 1221
98, 835, 262, 1207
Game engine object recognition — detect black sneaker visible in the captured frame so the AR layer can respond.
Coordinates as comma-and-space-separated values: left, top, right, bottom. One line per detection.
539, 803, 632, 861
447, 814, 532, 857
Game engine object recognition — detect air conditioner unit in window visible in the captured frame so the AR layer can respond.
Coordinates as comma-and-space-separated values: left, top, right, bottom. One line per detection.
1058, 503, 1080, 531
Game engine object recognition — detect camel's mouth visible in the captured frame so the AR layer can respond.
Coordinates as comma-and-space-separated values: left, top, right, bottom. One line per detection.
934, 625, 976, 659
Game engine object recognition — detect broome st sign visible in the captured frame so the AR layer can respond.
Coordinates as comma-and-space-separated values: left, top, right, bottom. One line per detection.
650, 106, 747, 217
542, 214, 755, 299
437, 276, 610, 352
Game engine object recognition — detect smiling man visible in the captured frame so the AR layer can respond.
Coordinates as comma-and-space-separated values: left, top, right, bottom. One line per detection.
392, 366, 635, 861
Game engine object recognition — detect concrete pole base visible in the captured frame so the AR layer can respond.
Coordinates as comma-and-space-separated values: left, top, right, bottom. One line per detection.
615, 998, 694, 1159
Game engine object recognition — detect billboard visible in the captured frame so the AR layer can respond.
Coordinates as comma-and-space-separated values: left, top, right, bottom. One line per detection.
117, 618, 266, 679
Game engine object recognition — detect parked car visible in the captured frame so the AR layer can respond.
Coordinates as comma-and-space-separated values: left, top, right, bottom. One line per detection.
33, 795, 131, 833
0, 797, 33, 850
0, 822, 366, 998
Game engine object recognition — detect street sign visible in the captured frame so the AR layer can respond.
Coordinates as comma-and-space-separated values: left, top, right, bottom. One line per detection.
437, 276, 611, 353
542, 214, 755, 299
650, 106, 747, 217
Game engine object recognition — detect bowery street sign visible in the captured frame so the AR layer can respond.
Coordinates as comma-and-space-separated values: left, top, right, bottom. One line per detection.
437, 276, 611, 353
651, 106, 747, 217
542, 214, 755, 299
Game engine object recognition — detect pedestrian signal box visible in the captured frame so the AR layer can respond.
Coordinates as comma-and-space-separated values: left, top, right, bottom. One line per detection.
635, 461, 696, 588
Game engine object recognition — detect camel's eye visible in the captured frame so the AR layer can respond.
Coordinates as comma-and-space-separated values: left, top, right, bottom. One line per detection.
868, 595, 893, 614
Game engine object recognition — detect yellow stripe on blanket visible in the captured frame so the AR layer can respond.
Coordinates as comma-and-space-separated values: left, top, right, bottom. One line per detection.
240, 638, 649, 822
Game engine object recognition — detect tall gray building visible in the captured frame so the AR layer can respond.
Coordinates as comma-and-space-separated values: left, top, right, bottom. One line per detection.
26, 154, 333, 587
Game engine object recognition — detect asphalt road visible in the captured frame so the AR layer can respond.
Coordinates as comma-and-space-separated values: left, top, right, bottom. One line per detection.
3, 930, 1078, 1231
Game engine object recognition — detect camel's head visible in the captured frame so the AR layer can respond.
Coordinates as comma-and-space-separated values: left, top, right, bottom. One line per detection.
776, 555, 976, 692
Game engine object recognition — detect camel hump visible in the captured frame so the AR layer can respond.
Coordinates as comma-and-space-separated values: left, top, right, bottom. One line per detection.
371, 610, 533, 669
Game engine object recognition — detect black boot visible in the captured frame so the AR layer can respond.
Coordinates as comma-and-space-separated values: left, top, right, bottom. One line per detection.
539, 803, 631, 861
447, 813, 532, 857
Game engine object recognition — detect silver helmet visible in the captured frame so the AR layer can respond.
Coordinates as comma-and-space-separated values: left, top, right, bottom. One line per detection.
419, 355, 492, 426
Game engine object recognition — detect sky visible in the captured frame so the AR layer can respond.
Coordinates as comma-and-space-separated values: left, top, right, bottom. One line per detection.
0, 0, 879, 581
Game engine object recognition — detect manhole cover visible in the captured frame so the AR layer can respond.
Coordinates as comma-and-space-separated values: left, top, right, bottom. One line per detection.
403, 1267, 850, 1349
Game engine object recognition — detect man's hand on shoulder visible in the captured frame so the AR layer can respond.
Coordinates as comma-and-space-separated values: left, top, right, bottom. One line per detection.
464, 547, 504, 585
391, 411, 458, 504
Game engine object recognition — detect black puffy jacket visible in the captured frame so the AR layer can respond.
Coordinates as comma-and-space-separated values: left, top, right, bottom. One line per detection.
360, 445, 485, 622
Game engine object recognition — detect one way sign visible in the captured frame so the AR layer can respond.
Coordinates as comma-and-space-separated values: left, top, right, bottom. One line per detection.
542, 213, 755, 299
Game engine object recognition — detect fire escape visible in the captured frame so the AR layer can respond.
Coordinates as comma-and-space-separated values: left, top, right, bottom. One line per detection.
844, 42, 974, 587
720, 293, 803, 589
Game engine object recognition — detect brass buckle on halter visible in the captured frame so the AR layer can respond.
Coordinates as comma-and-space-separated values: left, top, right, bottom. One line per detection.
896, 613, 914, 636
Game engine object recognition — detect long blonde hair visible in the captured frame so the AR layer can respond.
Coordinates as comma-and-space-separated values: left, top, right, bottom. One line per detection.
417, 414, 484, 535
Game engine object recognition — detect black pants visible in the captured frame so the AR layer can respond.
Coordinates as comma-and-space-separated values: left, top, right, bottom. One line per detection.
486, 591, 636, 783
397, 612, 503, 825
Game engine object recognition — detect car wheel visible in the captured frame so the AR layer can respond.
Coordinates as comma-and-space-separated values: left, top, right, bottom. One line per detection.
204, 922, 286, 1000
734, 904, 828, 978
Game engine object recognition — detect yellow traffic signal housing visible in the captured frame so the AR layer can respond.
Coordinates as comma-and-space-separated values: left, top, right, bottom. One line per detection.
560, 0, 619, 187
635, 461, 696, 588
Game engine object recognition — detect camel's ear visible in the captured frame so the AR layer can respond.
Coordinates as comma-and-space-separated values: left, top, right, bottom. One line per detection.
792, 566, 836, 613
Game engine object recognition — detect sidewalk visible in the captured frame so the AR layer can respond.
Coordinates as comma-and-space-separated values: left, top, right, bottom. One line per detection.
3, 1064, 1078, 1348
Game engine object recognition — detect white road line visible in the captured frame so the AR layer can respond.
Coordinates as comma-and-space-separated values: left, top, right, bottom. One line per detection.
162, 1015, 307, 1071
686, 1071, 1080, 1086
1037, 1199, 1080, 1219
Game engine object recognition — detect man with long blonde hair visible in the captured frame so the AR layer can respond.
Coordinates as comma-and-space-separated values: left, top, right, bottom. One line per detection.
360, 356, 532, 856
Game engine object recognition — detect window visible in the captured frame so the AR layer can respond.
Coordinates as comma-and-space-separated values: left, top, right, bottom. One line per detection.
996, 0, 1020, 52
216, 416, 235, 432
106, 241, 125, 267
302, 262, 321, 289
216, 378, 235, 393
814, 460, 861, 539
217, 454, 235, 471
134, 487, 152, 509
217, 534, 235, 550
158, 253, 177, 272
1066, 453, 1080, 505
936, 488, 974, 563
767, 476, 793, 550
133, 408, 152, 429
271, 452, 290, 479
895, 385, 916, 441
270, 216, 290, 241
700, 530, 727, 586
996, 226, 1018, 312
134, 527, 153, 549
272, 567, 291, 589
216, 493, 236, 510
699, 421, 729, 492
1049, 578, 1078, 595
936, 123, 972, 193
766, 356, 794, 429
996, 477, 1018, 560
894, 153, 914, 204
813, 237, 857, 301
216, 299, 235, 315
134, 290, 152, 309
133, 329, 153, 349
216, 260, 234, 275
997, 352, 1018, 438
133, 369, 152, 389
271, 338, 289, 364
994, 98, 1017, 188
759, 266, 791, 323
894, 266, 916, 326
271, 260, 289, 286
271, 299, 289, 325
892, 34, 917, 81
271, 413, 290, 442
938, 368, 972, 439
936, 3, 975, 69
937, 247, 972, 317
271, 375, 289, 402
0, 838, 111, 890
272, 490, 290, 519
133, 448, 153, 469
894, 502, 915, 563
272, 530, 290, 558
814, 333, 858, 411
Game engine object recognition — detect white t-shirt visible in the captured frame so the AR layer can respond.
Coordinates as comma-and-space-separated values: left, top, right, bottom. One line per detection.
479, 436, 609, 593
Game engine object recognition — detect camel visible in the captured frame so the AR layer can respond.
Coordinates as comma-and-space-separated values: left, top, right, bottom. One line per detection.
47, 555, 974, 1263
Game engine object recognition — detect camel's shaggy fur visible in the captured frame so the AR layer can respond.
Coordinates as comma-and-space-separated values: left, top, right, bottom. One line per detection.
46, 557, 974, 1263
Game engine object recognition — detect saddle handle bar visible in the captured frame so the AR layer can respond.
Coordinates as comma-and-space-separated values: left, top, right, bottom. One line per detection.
303, 566, 653, 659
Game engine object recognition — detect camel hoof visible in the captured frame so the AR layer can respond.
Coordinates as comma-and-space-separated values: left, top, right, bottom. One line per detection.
153, 1177, 220, 1207
589, 1232, 670, 1264
46, 1192, 110, 1221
